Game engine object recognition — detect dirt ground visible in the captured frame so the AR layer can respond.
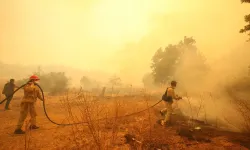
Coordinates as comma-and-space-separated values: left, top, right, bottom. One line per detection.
0, 94, 250, 150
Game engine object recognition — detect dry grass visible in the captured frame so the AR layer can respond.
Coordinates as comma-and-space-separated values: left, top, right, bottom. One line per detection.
42, 89, 162, 150
1, 87, 250, 150
233, 98, 250, 133
54, 92, 127, 149
49, 89, 250, 149
226, 88, 250, 134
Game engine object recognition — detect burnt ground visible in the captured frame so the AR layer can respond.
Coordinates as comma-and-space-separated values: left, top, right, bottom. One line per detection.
117, 104, 250, 150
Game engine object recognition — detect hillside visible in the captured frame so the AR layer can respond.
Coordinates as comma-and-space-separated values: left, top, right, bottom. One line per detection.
0, 61, 112, 87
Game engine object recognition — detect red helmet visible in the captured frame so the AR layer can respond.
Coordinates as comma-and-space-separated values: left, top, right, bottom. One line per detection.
29, 75, 40, 81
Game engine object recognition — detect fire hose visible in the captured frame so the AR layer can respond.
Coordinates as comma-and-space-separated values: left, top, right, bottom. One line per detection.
0, 83, 163, 126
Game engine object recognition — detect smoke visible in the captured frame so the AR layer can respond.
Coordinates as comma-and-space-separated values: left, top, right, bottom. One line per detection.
174, 43, 250, 132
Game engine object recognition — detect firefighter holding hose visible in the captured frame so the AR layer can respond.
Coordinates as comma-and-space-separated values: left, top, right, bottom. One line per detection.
14, 75, 43, 134
160, 80, 182, 126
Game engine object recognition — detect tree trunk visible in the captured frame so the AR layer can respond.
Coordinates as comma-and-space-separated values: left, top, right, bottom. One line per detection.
100, 87, 106, 98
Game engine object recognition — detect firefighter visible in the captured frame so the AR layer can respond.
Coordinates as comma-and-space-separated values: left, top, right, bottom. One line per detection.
2, 79, 19, 110
160, 80, 182, 126
14, 75, 43, 134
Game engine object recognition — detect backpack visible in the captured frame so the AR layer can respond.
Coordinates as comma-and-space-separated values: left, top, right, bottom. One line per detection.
161, 87, 173, 102
2, 83, 8, 95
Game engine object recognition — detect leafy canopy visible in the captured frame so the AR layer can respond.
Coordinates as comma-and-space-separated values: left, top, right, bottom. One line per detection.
151, 36, 208, 85
240, 0, 250, 41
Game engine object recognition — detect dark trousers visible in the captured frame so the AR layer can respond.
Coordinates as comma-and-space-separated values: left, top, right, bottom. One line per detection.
5, 94, 13, 109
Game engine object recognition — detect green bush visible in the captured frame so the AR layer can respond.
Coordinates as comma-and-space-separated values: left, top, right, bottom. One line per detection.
16, 72, 69, 95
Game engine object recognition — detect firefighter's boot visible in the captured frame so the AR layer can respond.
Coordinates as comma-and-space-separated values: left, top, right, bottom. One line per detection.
30, 125, 39, 130
14, 129, 25, 134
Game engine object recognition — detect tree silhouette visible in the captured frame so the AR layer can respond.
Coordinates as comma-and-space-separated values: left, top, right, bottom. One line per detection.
16, 71, 69, 95
240, 0, 250, 41
80, 76, 92, 88
151, 36, 208, 85
109, 75, 121, 94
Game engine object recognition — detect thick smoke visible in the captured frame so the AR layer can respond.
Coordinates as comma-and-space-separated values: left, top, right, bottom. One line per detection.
174, 43, 250, 132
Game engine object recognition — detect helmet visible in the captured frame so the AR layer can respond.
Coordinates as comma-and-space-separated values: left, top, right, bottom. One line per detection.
171, 80, 177, 86
29, 75, 40, 81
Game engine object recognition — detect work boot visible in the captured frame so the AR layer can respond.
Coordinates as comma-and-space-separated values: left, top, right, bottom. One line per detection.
160, 120, 171, 126
160, 120, 165, 126
14, 129, 25, 134
160, 110, 165, 116
29, 125, 39, 130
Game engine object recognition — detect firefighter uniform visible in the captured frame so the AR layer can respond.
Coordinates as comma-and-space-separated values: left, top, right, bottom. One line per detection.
160, 87, 178, 124
160, 81, 181, 126
14, 75, 43, 134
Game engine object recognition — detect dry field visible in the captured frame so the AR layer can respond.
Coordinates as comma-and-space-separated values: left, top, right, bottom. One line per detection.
0, 89, 250, 150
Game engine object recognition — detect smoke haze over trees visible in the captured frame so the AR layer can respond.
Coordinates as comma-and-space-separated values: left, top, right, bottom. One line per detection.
150, 36, 208, 86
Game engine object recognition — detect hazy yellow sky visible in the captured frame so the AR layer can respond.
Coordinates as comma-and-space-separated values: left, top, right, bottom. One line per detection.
0, 0, 249, 84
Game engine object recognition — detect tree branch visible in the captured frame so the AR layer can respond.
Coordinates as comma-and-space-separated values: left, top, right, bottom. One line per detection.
241, 0, 250, 3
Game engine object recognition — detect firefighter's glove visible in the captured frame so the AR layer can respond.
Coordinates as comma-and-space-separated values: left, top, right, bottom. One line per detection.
177, 96, 182, 100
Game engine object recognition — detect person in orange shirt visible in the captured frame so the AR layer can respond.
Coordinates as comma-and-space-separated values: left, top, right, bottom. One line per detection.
14, 75, 43, 134
160, 80, 182, 126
